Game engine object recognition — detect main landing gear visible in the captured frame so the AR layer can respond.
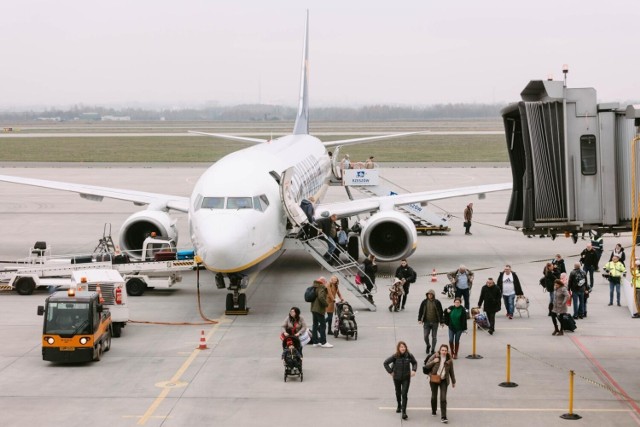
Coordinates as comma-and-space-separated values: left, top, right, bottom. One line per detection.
216, 273, 250, 315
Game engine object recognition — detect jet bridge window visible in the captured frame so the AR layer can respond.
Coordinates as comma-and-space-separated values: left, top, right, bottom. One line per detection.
201, 197, 225, 209
227, 197, 253, 209
580, 135, 597, 176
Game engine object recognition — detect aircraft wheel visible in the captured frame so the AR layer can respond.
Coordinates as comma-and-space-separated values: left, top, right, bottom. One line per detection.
15, 277, 36, 295
225, 294, 234, 311
238, 294, 247, 310
126, 278, 146, 296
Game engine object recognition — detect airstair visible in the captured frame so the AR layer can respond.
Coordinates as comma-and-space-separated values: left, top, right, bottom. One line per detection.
283, 233, 377, 311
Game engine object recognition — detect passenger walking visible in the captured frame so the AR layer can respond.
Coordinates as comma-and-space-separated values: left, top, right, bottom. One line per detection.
281, 306, 308, 355
447, 265, 474, 310
424, 344, 456, 423
325, 276, 344, 335
361, 255, 377, 303
463, 202, 473, 235
551, 279, 570, 336
568, 262, 587, 319
552, 254, 567, 275
418, 289, 444, 354
541, 262, 559, 303
477, 278, 501, 335
309, 277, 333, 348
591, 231, 604, 270
604, 255, 626, 307
580, 244, 598, 288
496, 264, 523, 319
316, 214, 339, 264
443, 297, 468, 359
383, 341, 417, 421
394, 259, 417, 310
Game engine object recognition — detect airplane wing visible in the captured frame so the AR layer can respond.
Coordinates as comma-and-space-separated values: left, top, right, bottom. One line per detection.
188, 131, 267, 145
0, 175, 190, 212
314, 182, 512, 218
323, 131, 428, 149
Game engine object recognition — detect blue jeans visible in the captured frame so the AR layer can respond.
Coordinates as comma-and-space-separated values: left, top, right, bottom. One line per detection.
311, 311, 327, 345
572, 291, 585, 317
448, 329, 463, 344
325, 312, 334, 332
503, 294, 515, 316
583, 265, 595, 288
548, 291, 555, 304
609, 280, 621, 305
455, 287, 470, 310
324, 236, 336, 257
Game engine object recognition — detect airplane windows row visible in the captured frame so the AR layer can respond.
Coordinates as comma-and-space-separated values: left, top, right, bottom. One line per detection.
196, 194, 270, 212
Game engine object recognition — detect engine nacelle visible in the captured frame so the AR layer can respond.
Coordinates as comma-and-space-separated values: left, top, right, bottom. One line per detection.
360, 210, 417, 262
119, 210, 178, 260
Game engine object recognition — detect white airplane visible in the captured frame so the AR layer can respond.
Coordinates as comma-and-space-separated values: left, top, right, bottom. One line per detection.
0, 14, 510, 310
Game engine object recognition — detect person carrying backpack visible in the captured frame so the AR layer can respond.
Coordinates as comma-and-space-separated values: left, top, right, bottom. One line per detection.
568, 262, 587, 319
309, 277, 333, 348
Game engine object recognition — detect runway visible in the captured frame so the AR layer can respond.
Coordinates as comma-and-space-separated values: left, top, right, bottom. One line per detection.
0, 164, 639, 427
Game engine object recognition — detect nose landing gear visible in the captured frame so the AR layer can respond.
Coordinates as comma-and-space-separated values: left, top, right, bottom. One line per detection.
221, 273, 250, 315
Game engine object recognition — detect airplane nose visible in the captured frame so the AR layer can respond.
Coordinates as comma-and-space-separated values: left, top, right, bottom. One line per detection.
197, 215, 250, 270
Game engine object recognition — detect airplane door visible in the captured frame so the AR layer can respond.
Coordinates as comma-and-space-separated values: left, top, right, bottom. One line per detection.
279, 167, 309, 227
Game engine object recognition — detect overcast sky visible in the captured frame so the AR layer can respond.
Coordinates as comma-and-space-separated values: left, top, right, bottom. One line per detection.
2, 0, 639, 109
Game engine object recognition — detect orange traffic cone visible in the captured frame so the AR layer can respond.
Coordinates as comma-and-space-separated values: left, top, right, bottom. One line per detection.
197, 330, 208, 350
431, 269, 438, 283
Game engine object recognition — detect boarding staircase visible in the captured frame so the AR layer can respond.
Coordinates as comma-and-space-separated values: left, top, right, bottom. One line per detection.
351, 176, 450, 232
283, 233, 377, 311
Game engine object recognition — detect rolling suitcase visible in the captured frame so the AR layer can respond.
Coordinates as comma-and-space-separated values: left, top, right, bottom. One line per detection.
559, 313, 576, 332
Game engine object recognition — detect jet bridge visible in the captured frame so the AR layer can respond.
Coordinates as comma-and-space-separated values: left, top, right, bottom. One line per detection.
501, 77, 640, 238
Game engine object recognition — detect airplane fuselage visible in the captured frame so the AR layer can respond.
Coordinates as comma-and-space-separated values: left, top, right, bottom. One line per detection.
188, 134, 331, 274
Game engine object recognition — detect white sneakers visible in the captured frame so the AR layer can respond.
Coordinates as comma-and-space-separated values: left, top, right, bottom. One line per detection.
320, 342, 333, 348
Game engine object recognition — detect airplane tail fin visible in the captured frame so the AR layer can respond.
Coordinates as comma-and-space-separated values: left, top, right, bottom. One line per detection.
292, 11, 310, 135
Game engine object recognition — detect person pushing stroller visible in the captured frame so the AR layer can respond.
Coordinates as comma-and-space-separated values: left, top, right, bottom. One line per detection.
389, 278, 404, 312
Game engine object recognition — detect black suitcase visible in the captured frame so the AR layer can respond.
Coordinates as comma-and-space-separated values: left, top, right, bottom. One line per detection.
559, 313, 576, 332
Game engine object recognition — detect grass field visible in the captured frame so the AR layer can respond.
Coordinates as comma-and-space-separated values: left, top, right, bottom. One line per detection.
0, 121, 508, 162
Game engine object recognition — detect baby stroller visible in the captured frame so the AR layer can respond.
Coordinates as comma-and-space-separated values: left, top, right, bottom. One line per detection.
389, 279, 404, 312
441, 283, 455, 299
334, 301, 358, 340
282, 336, 303, 382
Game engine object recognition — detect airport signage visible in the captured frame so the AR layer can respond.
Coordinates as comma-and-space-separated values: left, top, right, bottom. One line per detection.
343, 169, 379, 186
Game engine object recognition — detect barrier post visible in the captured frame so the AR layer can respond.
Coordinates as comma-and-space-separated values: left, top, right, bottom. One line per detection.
466, 320, 483, 359
560, 370, 581, 420
499, 344, 518, 387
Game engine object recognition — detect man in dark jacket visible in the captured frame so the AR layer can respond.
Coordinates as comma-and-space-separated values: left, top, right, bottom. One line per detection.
478, 278, 502, 335
395, 259, 417, 310
310, 277, 332, 348
418, 289, 444, 354
496, 265, 524, 320
568, 262, 587, 319
580, 244, 598, 288
316, 213, 338, 263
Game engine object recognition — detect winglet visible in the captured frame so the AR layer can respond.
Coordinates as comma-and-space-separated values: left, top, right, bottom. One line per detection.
292, 11, 310, 135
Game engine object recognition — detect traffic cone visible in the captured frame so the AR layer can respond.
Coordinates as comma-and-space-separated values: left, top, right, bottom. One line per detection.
431, 269, 438, 283
197, 330, 208, 350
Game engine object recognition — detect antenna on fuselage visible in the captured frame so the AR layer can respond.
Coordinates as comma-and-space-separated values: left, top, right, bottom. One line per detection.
292, 10, 310, 136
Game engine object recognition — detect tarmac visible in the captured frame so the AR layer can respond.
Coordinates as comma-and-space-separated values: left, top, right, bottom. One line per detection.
0, 164, 639, 427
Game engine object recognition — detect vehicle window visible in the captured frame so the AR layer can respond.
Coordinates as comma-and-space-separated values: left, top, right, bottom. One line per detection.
193, 194, 203, 212
201, 197, 225, 209
45, 302, 91, 334
227, 197, 253, 209
253, 196, 263, 212
260, 194, 270, 207
580, 135, 597, 175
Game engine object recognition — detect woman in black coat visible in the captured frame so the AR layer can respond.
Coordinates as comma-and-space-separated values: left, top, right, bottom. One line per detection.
477, 278, 502, 335
383, 341, 417, 420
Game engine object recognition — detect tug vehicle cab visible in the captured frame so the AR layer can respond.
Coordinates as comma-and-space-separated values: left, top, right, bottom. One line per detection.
37, 289, 112, 362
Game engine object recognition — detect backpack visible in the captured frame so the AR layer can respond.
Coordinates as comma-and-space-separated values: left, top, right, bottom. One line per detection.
304, 285, 317, 302
337, 230, 348, 246
575, 270, 586, 289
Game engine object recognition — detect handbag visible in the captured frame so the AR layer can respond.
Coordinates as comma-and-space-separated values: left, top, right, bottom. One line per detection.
299, 329, 312, 346
355, 274, 362, 285
430, 373, 441, 384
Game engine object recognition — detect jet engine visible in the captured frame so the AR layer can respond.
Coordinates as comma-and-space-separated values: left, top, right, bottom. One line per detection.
119, 210, 178, 259
359, 210, 417, 262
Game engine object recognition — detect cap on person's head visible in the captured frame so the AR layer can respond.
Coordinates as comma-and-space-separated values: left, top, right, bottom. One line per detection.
426, 289, 435, 296
286, 338, 294, 347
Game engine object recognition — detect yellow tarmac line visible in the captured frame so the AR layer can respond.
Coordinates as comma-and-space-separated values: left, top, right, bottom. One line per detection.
136, 321, 224, 425
380, 407, 632, 412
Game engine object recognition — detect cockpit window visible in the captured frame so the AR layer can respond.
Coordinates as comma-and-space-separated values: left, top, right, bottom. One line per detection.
201, 197, 225, 209
259, 194, 270, 207
227, 197, 253, 209
253, 196, 263, 212
194, 194, 204, 212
